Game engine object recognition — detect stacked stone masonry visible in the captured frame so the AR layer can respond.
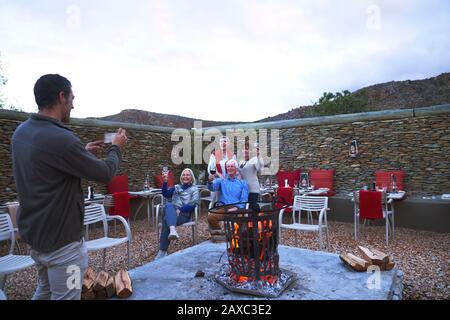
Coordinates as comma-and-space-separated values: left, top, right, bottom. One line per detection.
1, 106, 449, 203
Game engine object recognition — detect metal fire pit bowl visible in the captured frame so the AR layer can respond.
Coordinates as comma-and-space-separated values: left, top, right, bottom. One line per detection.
209, 201, 296, 297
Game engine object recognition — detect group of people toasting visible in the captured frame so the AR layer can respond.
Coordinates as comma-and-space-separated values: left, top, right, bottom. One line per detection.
206, 136, 264, 241
11, 73, 264, 300
156, 135, 265, 257
12, 74, 129, 300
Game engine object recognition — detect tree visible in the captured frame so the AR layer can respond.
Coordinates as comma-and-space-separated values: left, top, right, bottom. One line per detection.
0, 57, 6, 109
0, 53, 22, 111
305, 90, 368, 117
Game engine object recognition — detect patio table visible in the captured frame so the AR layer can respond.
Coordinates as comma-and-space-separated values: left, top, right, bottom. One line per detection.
387, 191, 406, 200
129, 189, 162, 225
296, 188, 330, 196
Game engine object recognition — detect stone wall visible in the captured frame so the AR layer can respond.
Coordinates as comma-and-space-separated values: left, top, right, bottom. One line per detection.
209, 104, 450, 197
0, 110, 177, 203
278, 115, 450, 196
1, 104, 449, 203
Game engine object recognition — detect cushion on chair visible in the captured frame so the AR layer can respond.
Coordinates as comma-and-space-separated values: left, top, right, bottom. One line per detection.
276, 170, 301, 188
276, 187, 294, 213
154, 172, 175, 188
359, 190, 383, 219
108, 175, 138, 199
374, 170, 405, 191
309, 169, 335, 196
108, 175, 128, 193
111, 191, 130, 218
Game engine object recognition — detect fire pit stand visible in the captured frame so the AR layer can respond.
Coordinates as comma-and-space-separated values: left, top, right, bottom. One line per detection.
210, 202, 296, 298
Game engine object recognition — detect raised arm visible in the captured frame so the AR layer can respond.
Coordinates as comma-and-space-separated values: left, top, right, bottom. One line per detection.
162, 181, 175, 198
254, 155, 264, 172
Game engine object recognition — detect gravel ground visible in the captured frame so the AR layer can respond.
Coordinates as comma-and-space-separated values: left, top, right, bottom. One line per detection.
1, 210, 449, 300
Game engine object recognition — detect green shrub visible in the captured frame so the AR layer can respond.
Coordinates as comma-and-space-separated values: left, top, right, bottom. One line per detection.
305, 90, 368, 117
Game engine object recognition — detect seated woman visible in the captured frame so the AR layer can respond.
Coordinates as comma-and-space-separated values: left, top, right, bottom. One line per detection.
155, 168, 199, 260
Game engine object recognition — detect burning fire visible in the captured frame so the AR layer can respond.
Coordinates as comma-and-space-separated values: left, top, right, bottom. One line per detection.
230, 273, 278, 284
228, 213, 278, 284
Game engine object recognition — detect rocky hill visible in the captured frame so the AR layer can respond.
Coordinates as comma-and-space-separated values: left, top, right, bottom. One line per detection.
92, 72, 450, 126
90, 109, 242, 129
257, 72, 450, 122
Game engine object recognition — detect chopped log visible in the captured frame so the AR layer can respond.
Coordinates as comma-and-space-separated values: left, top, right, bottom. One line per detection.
358, 246, 389, 265
93, 271, 110, 291
114, 269, 132, 298
81, 288, 96, 300
384, 256, 396, 271
347, 253, 370, 270
94, 289, 107, 300
82, 267, 97, 293
340, 253, 369, 271
105, 275, 116, 298
370, 248, 390, 263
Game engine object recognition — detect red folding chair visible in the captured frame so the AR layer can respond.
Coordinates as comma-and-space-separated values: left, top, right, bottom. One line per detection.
276, 169, 301, 188
309, 169, 335, 196
354, 190, 395, 245
374, 170, 405, 192
106, 175, 132, 219
276, 186, 294, 213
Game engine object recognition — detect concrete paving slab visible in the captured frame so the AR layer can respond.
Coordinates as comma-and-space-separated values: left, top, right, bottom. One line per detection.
127, 241, 403, 300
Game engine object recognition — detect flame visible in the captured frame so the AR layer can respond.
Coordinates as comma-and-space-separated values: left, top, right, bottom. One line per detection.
230, 273, 278, 284
230, 217, 274, 253
260, 274, 278, 284
230, 223, 240, 249
227, 214, 279, 285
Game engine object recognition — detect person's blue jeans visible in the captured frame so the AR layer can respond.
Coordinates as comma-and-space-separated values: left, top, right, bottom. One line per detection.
159, 203, 192, 251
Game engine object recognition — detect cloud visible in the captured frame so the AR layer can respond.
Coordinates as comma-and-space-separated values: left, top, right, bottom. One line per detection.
1, 0, 449, 121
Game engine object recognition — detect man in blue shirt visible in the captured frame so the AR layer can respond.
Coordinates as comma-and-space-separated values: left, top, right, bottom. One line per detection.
207, 159, 249, 240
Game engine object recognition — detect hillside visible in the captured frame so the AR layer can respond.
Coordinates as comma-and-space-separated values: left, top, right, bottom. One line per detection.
91, 72, 450, 126
256, 72, 450, 122
90, 109, 243, 129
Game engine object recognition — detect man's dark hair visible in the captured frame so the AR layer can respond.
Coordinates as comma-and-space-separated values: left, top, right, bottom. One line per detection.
34, 74, 72, 110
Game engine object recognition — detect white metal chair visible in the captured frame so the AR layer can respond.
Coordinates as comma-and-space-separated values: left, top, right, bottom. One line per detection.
151, 194, 166, 229
155, 204, 199, 246
278, 195, 330, 250
199, 188, 214, 213
103, 194, 121, 233
0, 214, 35, 290
84, 204, 132, 269
353, 190, 395, 245
103, 194, 115, 214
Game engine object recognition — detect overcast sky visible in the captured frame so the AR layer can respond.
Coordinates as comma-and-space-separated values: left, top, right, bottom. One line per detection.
1, 0, 449, 122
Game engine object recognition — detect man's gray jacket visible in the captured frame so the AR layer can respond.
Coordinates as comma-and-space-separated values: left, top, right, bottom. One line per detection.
12, 114, 122, 253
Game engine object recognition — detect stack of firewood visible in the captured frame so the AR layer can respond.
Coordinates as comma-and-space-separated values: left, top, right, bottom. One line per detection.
340, 246, 395, 272
82, 268, 132, 300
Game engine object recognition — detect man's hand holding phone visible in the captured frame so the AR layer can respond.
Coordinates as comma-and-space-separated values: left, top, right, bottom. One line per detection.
112, 128, 128, 147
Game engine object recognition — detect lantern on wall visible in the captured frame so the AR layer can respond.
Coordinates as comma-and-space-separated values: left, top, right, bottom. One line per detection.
349, 140, 358, 158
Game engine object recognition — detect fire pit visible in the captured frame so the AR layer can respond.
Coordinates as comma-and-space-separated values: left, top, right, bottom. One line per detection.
210, 202, 296, 298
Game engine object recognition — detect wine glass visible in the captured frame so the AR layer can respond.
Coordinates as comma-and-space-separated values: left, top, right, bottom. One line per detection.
161, 167, 169, 187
